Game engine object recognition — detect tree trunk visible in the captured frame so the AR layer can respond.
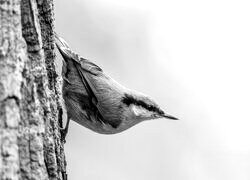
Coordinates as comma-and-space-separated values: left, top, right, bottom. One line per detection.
0, 0, 67, 179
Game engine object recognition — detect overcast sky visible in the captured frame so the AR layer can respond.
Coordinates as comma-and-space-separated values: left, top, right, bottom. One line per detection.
55, 0, 250, 179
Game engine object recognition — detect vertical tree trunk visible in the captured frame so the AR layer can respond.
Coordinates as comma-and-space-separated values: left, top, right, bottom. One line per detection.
0, 0, 67, 179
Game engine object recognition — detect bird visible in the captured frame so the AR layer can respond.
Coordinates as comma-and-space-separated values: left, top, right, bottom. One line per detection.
55, 33, 178, 140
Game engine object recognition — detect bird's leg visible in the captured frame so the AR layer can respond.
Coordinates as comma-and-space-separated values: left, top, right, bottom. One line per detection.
60, 116, 71, 143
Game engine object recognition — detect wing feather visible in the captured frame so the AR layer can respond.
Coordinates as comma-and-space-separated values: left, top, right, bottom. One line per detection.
55, 33, 121, 128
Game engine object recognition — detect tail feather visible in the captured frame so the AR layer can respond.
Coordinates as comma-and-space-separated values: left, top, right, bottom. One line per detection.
54, 32, 103, 75
54, 32, 70, 48
54, 33, 77, 61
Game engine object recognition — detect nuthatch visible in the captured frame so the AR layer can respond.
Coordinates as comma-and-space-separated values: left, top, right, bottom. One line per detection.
55, 33, 178, 140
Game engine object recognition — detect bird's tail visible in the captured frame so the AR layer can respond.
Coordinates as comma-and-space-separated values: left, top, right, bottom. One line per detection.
54, 32, 70, 48
54, 32, 75, 62
54, 32, 103, 75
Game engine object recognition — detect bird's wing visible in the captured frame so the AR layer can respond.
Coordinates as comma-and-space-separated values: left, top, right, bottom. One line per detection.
74, 64, 98, 106
55, 33, 100, 104
55, 33, 114, 125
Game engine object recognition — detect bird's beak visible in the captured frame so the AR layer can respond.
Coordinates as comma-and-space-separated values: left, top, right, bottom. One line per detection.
161, 114, 179, 120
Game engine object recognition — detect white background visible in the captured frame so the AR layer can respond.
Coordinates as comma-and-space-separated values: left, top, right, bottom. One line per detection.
55, 0, 250, 179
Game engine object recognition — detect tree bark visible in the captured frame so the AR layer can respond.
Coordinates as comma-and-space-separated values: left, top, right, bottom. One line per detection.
0, 0, 67, 179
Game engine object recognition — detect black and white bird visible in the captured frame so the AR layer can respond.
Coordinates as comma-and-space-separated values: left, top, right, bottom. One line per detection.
55, 33, 178, 139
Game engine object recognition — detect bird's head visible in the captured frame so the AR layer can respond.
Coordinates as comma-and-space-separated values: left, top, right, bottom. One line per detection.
122, 92, 178, 122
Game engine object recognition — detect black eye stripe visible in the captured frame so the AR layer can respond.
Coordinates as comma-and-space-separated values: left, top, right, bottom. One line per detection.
122, 94, 163, 114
